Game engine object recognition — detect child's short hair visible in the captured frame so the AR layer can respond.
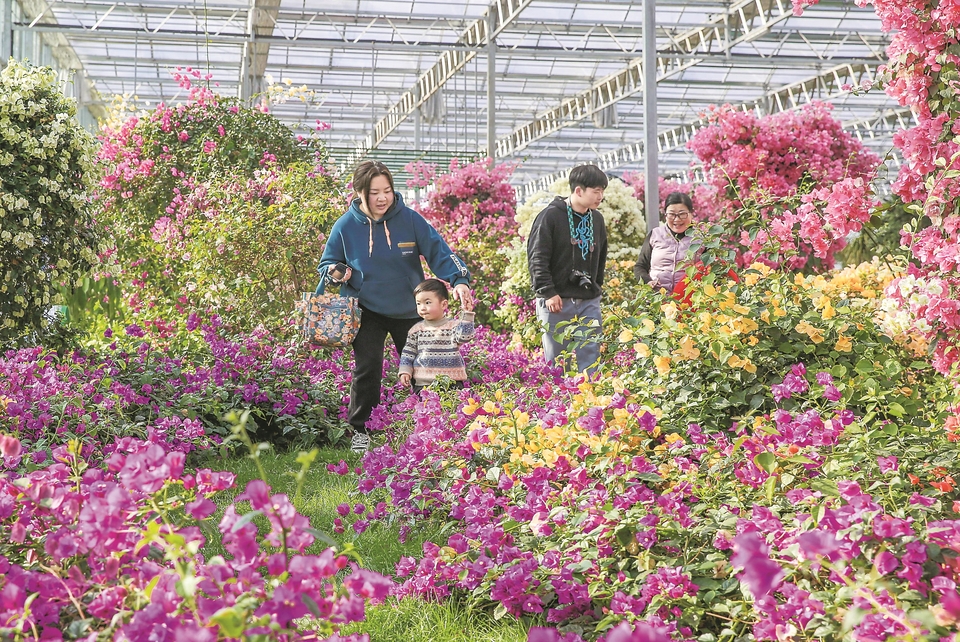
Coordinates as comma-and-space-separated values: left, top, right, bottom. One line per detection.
569, 164, 609, 192
414, 278, 449, 300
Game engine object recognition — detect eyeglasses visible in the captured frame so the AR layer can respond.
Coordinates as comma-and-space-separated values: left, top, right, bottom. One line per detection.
665, 211, 691, 219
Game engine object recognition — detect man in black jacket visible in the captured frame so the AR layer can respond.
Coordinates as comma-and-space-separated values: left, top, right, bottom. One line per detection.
527, 164, 608, 374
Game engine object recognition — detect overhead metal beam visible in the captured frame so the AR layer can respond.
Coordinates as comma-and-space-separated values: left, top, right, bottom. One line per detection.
491, 0, 793, 159
340, 0, 533, 170
15, 0, 106, 121
519, 61, 880, 198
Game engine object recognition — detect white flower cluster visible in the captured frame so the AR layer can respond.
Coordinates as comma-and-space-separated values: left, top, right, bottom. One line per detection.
0, 60, 99, 336
878, 274, 938, 338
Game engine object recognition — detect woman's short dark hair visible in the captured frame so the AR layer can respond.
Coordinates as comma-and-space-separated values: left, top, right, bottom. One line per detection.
353, 160, 395, 202
414, 278, 449, 300
663, 191, 694, 212
569, 164, 609, 192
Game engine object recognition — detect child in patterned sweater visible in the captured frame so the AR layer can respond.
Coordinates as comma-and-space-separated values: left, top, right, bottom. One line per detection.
398, 279, 475, 393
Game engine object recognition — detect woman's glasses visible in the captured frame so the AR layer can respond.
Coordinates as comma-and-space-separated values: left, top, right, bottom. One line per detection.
665, 211, 691, 219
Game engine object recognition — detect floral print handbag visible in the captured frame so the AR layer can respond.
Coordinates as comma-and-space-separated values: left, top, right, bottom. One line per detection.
299, 292, 361, 348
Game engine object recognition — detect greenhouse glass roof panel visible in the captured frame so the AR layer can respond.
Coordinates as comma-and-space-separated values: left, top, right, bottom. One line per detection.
15, 0, 900, 186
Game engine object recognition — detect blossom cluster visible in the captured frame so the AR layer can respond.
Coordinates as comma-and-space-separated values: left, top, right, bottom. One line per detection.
687, 101, 880, 270
0, 315, 354, 458
0, 60, 101, 340
0, 431, 392, 639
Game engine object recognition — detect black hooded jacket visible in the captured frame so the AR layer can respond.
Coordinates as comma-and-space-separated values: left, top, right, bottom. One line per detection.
527, 196, 608, 300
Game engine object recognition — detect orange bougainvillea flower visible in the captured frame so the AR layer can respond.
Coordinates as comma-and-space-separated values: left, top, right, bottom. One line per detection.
931, 476, 956, 493
909, 474, 921, 485
953, 500, 960, 513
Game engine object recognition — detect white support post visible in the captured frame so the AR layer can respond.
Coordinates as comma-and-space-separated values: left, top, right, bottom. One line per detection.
1, 0, 12, 63
487, 12, 496, 160
644, 0, 659, 232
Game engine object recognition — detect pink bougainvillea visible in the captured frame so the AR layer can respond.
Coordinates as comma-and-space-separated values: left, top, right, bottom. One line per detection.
686, 101, 881, 270
793, 0, 960, 376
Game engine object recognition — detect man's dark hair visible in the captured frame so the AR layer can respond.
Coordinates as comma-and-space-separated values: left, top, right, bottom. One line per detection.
414, 278, 449, 300
663, 191, 694, 212
352, 160, 396, 202
569, 164, 609, 192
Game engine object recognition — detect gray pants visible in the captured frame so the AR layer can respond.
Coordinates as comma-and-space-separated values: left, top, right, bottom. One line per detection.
535, 296, 602, 374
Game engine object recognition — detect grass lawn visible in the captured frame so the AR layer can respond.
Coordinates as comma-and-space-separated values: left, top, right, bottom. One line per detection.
202, 448, 528, 641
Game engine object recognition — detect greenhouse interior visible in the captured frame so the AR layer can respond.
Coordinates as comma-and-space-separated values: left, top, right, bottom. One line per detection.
3, 0, 960, 640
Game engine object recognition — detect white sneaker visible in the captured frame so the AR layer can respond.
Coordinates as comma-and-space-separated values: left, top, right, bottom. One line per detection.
350, 432, 371, 453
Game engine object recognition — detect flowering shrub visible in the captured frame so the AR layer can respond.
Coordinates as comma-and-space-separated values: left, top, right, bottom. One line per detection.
406, 158, 519, 329
687, 102, 880, 271
322, 259, 960, 641
0, 420, 392, 640
0, 60, 101, 343
794, 0, 960, 380
94, 69, 339, 333
0, 316, 352, 457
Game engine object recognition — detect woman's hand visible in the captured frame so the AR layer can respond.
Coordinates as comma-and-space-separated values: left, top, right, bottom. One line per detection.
330, 266, 353, 283
398, 373, 411, 387
452, 284, 474, 311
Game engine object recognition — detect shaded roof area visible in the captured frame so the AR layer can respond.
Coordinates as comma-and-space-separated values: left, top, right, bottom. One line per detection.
7, 0, 904, 193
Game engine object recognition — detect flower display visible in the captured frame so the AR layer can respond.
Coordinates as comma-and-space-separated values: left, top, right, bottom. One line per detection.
93, 69, 340, 334
0, 427, 392, 640
0, 61, 101, 342
687, 102, 880, 271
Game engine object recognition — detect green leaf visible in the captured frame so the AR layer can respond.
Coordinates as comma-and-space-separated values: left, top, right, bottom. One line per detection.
301, 593, 324, 618
615, 526, 636, 547
754, 452, 777, 474
763, 475, 777, 503
887, 403, 905, 418
210, 606, 247, 637
810, 478, 840, 497
231, 509, 262, 532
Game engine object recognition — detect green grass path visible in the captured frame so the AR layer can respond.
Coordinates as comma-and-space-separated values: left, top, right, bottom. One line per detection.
204, 449, 528, 642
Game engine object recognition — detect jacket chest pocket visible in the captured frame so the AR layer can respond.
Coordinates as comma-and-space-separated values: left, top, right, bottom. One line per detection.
397, 241, 418, 256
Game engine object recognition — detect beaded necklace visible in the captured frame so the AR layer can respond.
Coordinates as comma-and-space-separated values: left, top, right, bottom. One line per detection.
566, 200, 595, 260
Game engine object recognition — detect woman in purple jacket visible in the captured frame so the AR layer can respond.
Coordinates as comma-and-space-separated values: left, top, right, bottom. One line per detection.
633, 192, 695, 291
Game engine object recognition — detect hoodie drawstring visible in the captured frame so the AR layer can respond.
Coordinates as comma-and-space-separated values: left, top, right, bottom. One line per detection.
367, 217, 393, 257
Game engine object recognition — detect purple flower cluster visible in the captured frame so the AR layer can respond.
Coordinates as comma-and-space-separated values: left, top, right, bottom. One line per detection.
0, 433, 392, 639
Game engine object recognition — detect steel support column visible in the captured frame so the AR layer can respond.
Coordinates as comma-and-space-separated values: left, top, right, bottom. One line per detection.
1, 0, 12, 63
643, 0, 659, 232
487, 12, 496, 160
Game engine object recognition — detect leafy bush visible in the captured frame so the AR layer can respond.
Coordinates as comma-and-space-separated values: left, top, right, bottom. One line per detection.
0, 420, 392, 640
0, 319, 351, 457
343, 264, 960, 641
0, 60, 100, 344
406, 158, 519, 329
94, 69, 340, 334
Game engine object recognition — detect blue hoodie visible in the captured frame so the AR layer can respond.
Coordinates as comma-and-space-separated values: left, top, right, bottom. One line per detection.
317, 192, 471, 319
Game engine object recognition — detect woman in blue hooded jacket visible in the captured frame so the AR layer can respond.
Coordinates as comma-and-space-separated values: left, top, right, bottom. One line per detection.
318, 160, 473, 452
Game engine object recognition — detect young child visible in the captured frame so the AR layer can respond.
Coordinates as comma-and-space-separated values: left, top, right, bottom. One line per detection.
398, 279, 476, 393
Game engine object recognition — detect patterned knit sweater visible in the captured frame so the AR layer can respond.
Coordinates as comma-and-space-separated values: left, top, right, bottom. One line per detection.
398, 312, 475, 386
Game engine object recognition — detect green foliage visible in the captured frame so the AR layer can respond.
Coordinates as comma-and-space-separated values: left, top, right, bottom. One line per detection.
93, 87, 343, 334
175, 162, 344, 332
0, 60, 100, 344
